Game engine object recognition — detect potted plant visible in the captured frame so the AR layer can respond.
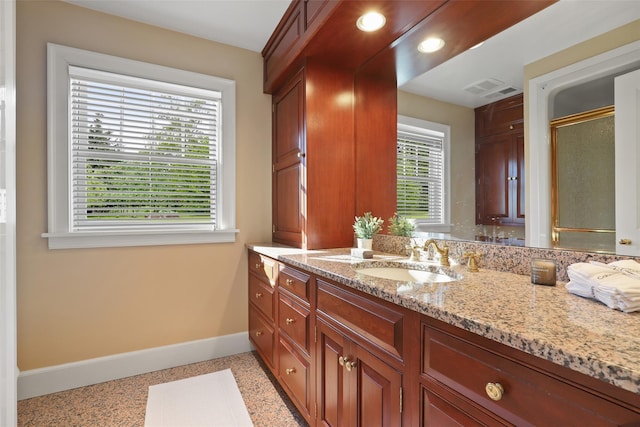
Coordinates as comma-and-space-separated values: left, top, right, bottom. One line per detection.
388, 213, 415, 237
353, 211, 384, 249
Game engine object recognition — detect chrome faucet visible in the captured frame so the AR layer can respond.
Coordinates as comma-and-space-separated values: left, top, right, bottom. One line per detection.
423, 239, 450, 267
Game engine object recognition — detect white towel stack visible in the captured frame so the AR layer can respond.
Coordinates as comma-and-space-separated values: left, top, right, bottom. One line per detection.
566, 260, 640, 312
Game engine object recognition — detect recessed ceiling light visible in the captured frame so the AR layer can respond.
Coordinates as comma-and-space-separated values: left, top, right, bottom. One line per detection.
418, 37, 445, 53
356, 11, 386, 32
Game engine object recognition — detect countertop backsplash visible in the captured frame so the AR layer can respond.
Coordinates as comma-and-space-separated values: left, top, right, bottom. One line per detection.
373, 234, 640, 282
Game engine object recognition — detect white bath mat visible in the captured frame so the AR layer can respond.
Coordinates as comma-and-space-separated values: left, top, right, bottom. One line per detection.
144, 368, 254, 427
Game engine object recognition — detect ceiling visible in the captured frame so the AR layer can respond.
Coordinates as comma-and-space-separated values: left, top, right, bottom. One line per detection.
63, 0, 640, 108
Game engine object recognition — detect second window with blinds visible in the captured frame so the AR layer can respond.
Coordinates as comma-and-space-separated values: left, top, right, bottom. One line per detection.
397, 115, 451, 232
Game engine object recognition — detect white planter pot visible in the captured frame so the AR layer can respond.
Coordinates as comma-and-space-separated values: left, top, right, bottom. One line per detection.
357, 238, 373, 250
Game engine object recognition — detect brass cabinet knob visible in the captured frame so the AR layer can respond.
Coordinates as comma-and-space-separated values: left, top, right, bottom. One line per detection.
285, 317, 294, 325
485, 382, 504, 401
338, 356, 356, 372
285, 278, 294, 286
620, 239, 632, 245
285, 368, 296, 375
255, 331, 263, 337
255, 292, 262, 299
297, 152, 306, 158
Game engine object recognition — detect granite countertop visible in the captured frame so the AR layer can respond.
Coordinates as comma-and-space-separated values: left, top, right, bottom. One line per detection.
248, 243, 640, 395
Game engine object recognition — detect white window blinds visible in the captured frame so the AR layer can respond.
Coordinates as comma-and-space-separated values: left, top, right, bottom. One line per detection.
397, 126, 445, 223
69, 66, 221, 230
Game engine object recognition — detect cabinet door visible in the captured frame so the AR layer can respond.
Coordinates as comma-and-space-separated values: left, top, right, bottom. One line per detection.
352, 343, 402, 427
476, 134, 511, 225
513, 132, 525, 223
316, 317, 403, 427
476, 133, 524, 226
317, 318, 348, 427
273, 71, 305, 247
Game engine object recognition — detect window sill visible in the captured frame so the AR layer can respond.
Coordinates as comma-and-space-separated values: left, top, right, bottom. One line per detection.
42, 229, 239, 249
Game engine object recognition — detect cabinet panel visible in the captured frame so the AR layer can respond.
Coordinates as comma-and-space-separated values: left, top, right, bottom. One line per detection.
279, 265, 311, 302
475, 94, 523, 138
355, 345, 402, 427
515, 132, 525, 220
274, 162, 304, 244
248, 251, 277, 285
422, 323, 640, 426
317, 318, 348, 427
249, 305, 275, 368
317, 279, 404, 360
273, 72, 304, 162
422, 387, 487, 427
476, 134, 511, 223
278, 291, 311, 354
264, 3, 303, 90
279, 337, 311, 419
249, 274, 275, 319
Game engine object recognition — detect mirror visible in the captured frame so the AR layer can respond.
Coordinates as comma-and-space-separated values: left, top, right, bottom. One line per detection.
396, 0, 640, 254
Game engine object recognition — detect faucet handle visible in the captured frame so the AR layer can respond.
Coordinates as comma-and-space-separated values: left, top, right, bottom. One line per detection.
463, 252, 481, 272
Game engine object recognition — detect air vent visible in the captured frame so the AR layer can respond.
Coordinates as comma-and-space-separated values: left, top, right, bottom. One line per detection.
463, 78, 504, 94
484, 86, 520, 99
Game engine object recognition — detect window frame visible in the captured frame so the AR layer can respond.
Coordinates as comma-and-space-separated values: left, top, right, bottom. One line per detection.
44, 43, 237, 249
397, 115, 451, 233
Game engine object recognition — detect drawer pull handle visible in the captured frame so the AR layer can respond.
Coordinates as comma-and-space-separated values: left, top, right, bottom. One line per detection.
255, 331, 263, 337
255, 292, 263, 298
485, 382, 504, 401
285, 368, 296, 375
285, 278, 294, 286
285, 317, 294, 325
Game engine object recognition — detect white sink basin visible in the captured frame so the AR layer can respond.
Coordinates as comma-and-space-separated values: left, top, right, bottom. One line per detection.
355, 267, 458, 283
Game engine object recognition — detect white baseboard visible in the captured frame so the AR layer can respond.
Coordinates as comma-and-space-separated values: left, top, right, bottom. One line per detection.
18, 332, 252, 400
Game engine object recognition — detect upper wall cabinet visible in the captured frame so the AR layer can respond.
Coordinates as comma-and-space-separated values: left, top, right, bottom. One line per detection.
475, 94, 525, 226
262, 0, 449, 93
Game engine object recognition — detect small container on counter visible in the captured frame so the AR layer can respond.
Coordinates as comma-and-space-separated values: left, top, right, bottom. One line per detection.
531, 258, 557, 286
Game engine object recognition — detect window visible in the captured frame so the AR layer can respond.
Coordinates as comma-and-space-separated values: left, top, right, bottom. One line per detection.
45, 44, 237, 249
397, 115, 451, 232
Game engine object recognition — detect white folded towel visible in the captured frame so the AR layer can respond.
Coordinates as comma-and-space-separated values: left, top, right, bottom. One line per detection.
566, 260, 640, 312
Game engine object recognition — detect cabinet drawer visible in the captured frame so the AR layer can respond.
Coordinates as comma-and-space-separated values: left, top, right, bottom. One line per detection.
249, 306, 275, 368
475, 94, 523, 137
278, 337, 311, 418
249, 274, 275, 320
249, 251, 277, 285
317, 279, 404, 360
422, 324, 640, 426
278, 291, 310, 354
278, 265, 310, 302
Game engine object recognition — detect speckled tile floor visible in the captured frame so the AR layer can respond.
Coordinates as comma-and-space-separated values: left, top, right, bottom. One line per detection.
17, 351, 307, 427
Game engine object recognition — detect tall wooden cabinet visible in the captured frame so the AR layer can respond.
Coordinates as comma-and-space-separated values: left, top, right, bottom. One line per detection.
475, 94, 525, 226
272, 62, 357, 249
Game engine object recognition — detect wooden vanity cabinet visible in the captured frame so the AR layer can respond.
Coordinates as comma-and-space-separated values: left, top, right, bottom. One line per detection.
420, 317, 640, 426
475, 94, 525, 226
249, 251, 640, 426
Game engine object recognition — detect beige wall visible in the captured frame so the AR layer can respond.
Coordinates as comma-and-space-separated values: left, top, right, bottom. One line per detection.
397, 91, 477, 239
16, 1, 272, 370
